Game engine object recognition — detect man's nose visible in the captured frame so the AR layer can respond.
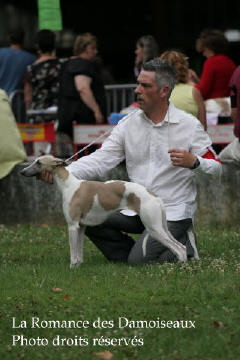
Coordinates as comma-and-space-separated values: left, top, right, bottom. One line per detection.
135, 84, 141, 94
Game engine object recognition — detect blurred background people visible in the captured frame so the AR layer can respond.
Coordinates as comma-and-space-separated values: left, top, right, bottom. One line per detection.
0, 28, 36, 96
112, 34, 160, 121
160, 50, 206, 130
193, 29, 236, 123
24, 29, 68, 156
0, 89, 26, 179
57, 32, 107, 141
24, 29, 67, 113
134, 35, 160, 78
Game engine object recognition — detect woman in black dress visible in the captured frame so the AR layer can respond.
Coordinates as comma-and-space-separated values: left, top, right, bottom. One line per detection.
57, 33, 107, 139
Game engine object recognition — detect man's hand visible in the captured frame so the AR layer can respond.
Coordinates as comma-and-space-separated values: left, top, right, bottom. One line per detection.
36, 170, 53, 184
168, 148, 197, 168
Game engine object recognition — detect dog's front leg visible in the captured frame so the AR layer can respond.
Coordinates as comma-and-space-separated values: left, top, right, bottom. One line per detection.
77, 226, 85, 264
68, 225, 85, 268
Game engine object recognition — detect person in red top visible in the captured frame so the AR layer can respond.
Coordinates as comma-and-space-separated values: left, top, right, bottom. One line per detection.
194, 29, 236, 100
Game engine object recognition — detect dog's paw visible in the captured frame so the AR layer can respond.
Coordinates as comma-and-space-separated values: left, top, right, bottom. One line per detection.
70, 261, 83, 269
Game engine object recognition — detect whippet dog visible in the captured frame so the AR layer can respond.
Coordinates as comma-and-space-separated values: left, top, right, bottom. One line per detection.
21, 155, 187, 268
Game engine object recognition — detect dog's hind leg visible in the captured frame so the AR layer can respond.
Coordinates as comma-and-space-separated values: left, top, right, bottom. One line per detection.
140, 201, 187, 262
68, 225, 85, 268
159, 201, 188, 259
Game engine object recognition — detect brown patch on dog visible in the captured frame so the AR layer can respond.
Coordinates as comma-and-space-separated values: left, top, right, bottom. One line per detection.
69, 181, 125, 221
98, 182, 126, 210
127, 193, 141, 213
55, 167, 69, 180
69, 182, 94, 221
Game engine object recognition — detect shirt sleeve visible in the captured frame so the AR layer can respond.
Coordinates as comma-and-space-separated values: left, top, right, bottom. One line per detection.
195, 58, 214, 100
190, 122, 222, 178
66, 119, 127, 180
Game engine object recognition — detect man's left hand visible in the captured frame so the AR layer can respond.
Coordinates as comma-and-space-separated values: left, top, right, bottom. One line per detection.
168, 148, 197, 168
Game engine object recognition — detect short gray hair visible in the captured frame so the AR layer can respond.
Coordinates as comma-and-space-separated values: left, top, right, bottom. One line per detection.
142, 58, 177, 96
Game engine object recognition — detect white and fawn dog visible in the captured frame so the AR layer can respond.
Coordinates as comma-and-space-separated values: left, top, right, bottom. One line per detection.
21, 155, 187, 267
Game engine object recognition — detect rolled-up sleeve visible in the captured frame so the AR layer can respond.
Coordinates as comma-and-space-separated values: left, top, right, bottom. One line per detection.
190, 122, 222, 178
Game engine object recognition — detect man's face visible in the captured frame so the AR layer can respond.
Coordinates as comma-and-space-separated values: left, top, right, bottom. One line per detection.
135, 70, 162, 113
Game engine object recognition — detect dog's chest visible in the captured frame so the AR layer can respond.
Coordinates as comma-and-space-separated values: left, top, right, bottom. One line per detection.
67, 191, 117, 226
62, 181, 83, 222
79, 197, 113, 226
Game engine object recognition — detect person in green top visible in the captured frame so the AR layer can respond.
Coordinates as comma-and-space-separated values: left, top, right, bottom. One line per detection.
0, 89, 26, 179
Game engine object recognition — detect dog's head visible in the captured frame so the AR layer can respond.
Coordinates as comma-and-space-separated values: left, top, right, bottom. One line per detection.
20, 155, 67, 177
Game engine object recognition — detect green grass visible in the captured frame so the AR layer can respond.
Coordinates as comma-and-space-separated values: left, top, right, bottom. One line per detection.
0, 224, 240, 360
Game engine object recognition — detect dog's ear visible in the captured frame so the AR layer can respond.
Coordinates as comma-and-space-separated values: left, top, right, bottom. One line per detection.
53, 158, 67, 167
55, 159, 71, 167
62, 160, 69, 167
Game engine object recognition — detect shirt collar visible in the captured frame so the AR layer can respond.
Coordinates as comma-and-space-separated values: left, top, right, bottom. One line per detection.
165, 102, 180, 124
141, 102, 180, 125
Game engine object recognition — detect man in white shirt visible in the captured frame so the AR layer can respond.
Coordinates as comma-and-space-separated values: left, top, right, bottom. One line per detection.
44, 59, 222, 263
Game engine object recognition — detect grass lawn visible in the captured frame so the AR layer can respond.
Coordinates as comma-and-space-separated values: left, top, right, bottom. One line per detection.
0, 223, 240, 360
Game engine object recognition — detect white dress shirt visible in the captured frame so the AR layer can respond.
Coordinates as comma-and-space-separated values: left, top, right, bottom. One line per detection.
67, 103, 222, 221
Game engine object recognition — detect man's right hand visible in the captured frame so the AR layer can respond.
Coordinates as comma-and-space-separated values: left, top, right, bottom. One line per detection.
37, 170, 53, 184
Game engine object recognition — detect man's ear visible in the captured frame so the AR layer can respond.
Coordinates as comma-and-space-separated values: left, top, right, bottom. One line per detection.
160, 85, 170, 98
